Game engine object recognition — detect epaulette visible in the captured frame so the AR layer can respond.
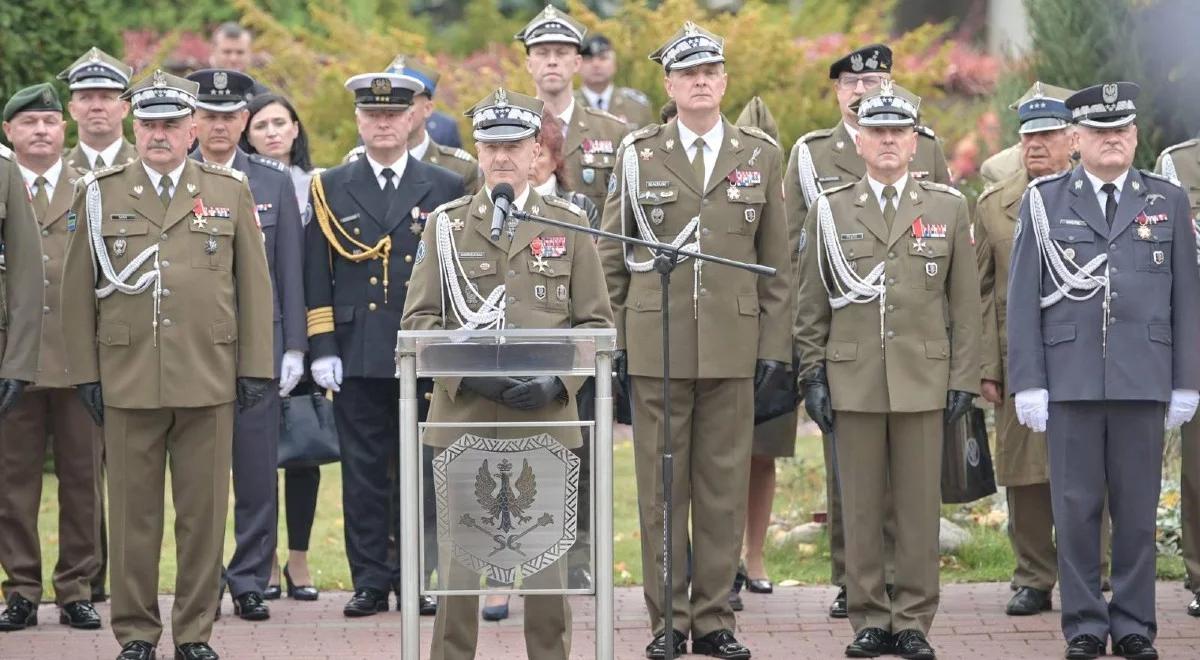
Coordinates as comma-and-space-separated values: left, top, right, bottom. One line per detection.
436, 143, 476, 163
621, 123, 661, 147
736, 125, 778, 149
1026, 170, 1069, 189
975, 183, 1001, 205
248, 153, 287, 172
618, 87, 650, 106
796, 127, 835, 146
199, 161, 246, 182
77, 161, 128, 187
542, 193, 586, 218
0, 144, 11, 160
1142, 170, 1183, 188
1160, 138, 1199, 157
429, 195, 473, 218
919, 180, 963, 197
816, 181, 856, 200
916, 125, 937, 139
581, 104, 627, 126
343, 145, 367, 163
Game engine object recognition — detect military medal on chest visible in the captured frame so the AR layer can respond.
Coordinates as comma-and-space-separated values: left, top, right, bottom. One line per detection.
192, 197, 207, 229
530, 236, 550, 273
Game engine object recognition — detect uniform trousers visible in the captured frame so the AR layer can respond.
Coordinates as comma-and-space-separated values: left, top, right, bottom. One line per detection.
226, 387, 280, 597
823, 431, 896, 587
631, 376, 753, 637
105, 404, 233, 646
1047, 401, 1163, 643
0, 388, 102, 604
835, 410, 943, 634
1180, 416, 1200, 590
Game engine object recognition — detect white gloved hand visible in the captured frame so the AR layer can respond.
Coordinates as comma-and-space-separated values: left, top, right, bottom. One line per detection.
1165, 389, 1200, 430
1014, 388, 1049, 433
279, 350, 306, 397
311, 356, 343, 393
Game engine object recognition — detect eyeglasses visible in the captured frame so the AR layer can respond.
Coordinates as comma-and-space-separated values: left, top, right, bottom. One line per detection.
836, 74, 886, 90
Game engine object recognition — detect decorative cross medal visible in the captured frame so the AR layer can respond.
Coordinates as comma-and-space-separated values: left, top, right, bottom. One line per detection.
530, 237, 550, 274
192, 198, 207, 229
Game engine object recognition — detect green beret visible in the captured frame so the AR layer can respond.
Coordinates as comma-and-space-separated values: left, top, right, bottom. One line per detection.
3, 83, 62, 122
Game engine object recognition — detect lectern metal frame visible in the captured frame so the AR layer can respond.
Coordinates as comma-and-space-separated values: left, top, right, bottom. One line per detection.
396, 328, 616, 659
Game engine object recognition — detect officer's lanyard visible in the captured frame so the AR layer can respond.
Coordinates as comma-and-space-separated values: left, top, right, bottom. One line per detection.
310, 175, 393, 303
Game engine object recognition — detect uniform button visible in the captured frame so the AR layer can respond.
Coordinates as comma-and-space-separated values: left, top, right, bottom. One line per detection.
369, 276, 379, 285
701, 228, 711, 236
43, 279, 50, 287
42, 254, 49, 262
162, 318, 172, 327
41, 229, 49, 237
162, 288, 171, 297
888, 251, 896, 259
404, 281, 410, 287
833, 351, 840, 359
42, 306, 50, 314
886, 304, 895, 312
161, 233, 168, 241
509, 322, 519, 329
353, 227, 361, 235
886, 330, 895, 338
1110, 266, 1118, 273
1109, 316, 1116, 325
887, 277, 895, 285
161, 260, 170, 268
1110, 243, 1117, 250
507, 296, 516, 304
368, 302, 377, 311
699, 287, 708, 296
702, 199, 710, 206
423, 392, 432, 401
1110, 291, 1118, 299
405, 255, 413, 263
210, 227, 219, 234
118, 227, 127, 235
508, 270, 516, 277
848, 250, 855, 257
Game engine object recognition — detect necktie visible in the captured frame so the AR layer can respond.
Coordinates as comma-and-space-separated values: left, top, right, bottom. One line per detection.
1101, 182, 1118, 226
691, 138, 706, 189
381, 167, 397, 193
882, 184, 897, 226
159, 180, 172, 208
94, 154, 106, 170
32, 176, 50, 221
597, 96, 605, 111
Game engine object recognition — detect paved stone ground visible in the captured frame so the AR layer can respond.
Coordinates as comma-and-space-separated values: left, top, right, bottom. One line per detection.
1, 582, 1196, 659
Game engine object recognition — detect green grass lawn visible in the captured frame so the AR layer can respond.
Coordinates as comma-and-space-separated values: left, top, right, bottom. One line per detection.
22, 430, 1187, 598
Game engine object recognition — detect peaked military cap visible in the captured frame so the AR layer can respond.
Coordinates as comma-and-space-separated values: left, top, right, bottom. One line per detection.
829, 44, 892, 79
3, 83, 62, 122
186, 68, 256, 112
856, 79, 919, 127
514, 5, 586, 49
121, 69, 199, 120
1011, 81, 1074, 134
344, 72, 424, 109
1067, 81, 1140, 128
57, 47, 132, 91
464, 88, 543, 143
581, 33, 613, 58
385, 55, 440, 97
650, 21, 724, 72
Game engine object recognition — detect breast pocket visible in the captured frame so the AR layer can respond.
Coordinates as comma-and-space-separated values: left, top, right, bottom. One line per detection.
190, 220, 236, 271
1049, 225, 1097, 263
725, 185, 765, 236
100, 219, 150, 271
460, 258, 499, 305
636, 187, 680, 234
1134, 225, 1172, 273
528, 257, 572, 311
841, 239, 876, 275
909, 239, 949, 290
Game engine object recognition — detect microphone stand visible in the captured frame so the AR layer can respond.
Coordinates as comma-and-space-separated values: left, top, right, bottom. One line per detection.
510, 208, 774, 659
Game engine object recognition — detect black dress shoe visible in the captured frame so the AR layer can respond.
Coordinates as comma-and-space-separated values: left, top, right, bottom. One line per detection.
728, 588, 744, 612
343, 588, 388, 617
845, 627, 892, 657
1005, 586, 1052, 616
117, 640, 157, 660
283, 565, 318, 601
645, 629, 688, 659
1187, 591, 1200, 617
829, 586, 848, 618
419, 594, 437, 615
746, 578, 773, 594
1065, 634, 1105, 659
232, 591, 269, 621
263, 585, 281, 600
0, 593, 37, 631
692, 629, 751, 659
1112, 634, 1158, 659
91, 588, 108, 604
174, 642, 219, 660
60, 600, 102, 629
892, 629, 935, 660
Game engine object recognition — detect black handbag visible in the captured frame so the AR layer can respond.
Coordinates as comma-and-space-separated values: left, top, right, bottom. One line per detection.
278, 390, 340, 469
941, 405, 997, 504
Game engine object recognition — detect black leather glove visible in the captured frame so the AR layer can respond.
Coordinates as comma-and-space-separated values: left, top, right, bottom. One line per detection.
462, 376, 524, 403
236, 377, 273, 411
753, 359, 787, 395
77, 382, 104, 426
801, 364, 834, 434
612, 349, 628, 398
0, 379, 27, 419
500, 376, 566, 411
945, 389, 975, 425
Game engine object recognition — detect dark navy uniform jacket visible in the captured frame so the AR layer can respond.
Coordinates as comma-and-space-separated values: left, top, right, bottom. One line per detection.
1007, 165, 1200, 402
305, 155, 465, 378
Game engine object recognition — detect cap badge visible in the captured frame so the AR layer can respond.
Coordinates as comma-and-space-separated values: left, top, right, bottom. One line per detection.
865, 50, 880, 70
1033, 81, 1044, 99
41, 87, 53, 104
544, 5, 557, 17
684, 21, 698, 36
880, 78, 895, 96
850, 53, 864, 72
390, 55, 406, 71
153, 70, 167, 87
213, 71, 228, 91
1102, 83, 1118, 105
89, 48, 101, 64
371, 78, 392, 95
495, 88, 508, 107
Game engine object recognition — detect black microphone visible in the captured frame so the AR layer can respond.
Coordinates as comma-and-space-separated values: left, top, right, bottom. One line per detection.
490, 183, 515, 241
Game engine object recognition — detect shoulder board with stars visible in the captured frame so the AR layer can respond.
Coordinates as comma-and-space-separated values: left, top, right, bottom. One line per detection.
796, 127, 835, 147
581, 104, 627, 127
736, 125, 778, 149
622, 123, 661, 147
918, 180, 963, 198
80, 162, 129, 186
437, 144, 476, 163
343, 145, 367, 163
199, 161, 246, 182
0, 144, 11, 161
1160, 138, 1199, 157
1141, 169, 1183, 188
916, 125, 937, 139
429, 194, 473, 218
975, 183, 1002, 206
618, 87, 650, 106
816, 181, 856, 201
542, 193, 586, 218
1026, 170, 1070, 190
249, 153, 287, 172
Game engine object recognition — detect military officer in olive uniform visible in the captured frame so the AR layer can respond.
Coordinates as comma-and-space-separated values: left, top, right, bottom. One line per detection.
600, 23, 792, 660
786, 44, 951, 619
344, 55, 483, 193
0, 83, 103, 633
578, 33, 655, 129
185, 68, 307, 622
1008, 82, 1200, 660
0, 119, 43, 415
796, 82, 980, 660
402, 86, 613, 660
59, 70, 275, 660
305, 69, 464, 618
60, 47, 138, 173
1155, 135, 1200, 617
518, 5, 629, 211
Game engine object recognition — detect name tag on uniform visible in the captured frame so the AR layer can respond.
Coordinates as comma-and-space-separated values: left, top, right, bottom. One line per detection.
339, 213, 359, 224
109, 213, 137, 221
647, 180, 672, 188
1058, 218, 1086, 227
840, 232, 865, 240
818, 176, 841, 183
458, 251, 485, 259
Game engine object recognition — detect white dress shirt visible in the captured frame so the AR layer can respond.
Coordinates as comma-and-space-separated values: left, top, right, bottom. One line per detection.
142, 160, 186, 197
19, 159, 63, 200
366, 152, 409, 190
533, 175, 558, 197
409, 133, 431, 161
866, 173, 909, 214
582, 85, 613, 112
1085, 168, 1129, 210
80, 139, 124, 170
677, 118, 725, 190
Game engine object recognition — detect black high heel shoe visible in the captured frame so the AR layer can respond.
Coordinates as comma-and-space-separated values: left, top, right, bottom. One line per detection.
284, 564, 319, 601
264, 566, 281, 601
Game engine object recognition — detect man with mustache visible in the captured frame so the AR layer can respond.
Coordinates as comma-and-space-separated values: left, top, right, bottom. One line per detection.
1008, 82, 1200, 660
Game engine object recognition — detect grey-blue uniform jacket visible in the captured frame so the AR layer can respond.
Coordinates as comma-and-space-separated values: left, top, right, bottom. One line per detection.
1007, 165, 1200, 401
304, 156, 465, 378
190, 147, 308, 372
